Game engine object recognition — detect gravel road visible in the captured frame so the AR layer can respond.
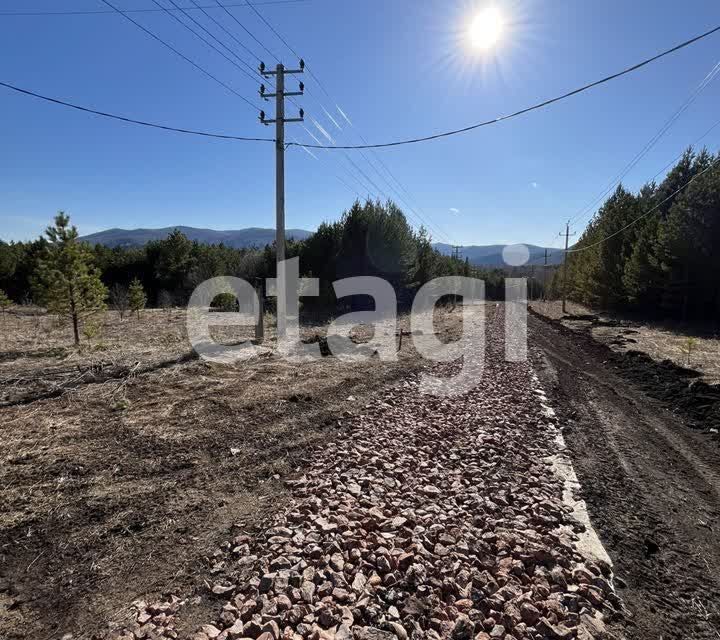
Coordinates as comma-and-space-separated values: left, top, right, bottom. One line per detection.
110, 307, 622, 640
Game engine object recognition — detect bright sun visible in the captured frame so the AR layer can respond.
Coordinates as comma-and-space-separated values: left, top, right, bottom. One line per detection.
469, 7, 504, 50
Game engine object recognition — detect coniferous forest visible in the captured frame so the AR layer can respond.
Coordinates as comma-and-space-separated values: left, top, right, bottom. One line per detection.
2, 148, 718, 322
0, 199, 507, 310
549, 147, 720, 321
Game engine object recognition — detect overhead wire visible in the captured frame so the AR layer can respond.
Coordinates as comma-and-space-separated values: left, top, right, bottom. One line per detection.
0, 80, 274, 141
567, 58, 720, 228
228, 1, 412, 222
186, 0, 266, 66
243, 0, 454, 242
525, 114, 720, 266
285, 23, 720, 150
566, 156, 720, 254
149, 0, 263, 83
527, 58, 720, 265
189, 0, 388, 203
213, 0, 279, 62
0, 1, 307, 17
98, 0, 260, 110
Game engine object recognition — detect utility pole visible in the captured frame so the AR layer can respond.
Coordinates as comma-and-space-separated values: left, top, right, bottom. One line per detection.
530, 264, 535, 301
542, 248, 548, 301
450, 246, 462, 306
559, 222, 576, 314
259, 60, 304, 335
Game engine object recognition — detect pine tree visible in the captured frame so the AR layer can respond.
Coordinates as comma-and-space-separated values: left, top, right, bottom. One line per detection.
128, 278, 147, 319
34, 213, 107, 345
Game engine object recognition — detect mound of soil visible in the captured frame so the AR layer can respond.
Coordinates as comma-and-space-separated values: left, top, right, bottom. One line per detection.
531, 309, 720, 432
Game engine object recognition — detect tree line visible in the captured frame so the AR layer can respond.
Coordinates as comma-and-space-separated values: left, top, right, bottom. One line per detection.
548, 147, 720, 321
0, 200, 508, 343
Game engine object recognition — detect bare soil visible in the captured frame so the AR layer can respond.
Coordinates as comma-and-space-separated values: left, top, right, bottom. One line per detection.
531, 301, 720, 384
530, 311, 720, 639
0, 308, 462, 640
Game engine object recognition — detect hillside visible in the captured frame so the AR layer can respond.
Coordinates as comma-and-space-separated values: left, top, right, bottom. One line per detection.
78, 226, 560, 266
433, 242, 563, 266
80, 226, 313, 249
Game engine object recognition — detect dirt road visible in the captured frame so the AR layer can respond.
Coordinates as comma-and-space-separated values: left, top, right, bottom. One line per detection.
530, 312, 720, 639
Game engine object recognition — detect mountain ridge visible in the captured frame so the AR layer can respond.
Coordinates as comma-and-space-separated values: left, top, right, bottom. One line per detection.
80, 226, 562, 266
80, 226, 313, 249
433, 242, 564, 266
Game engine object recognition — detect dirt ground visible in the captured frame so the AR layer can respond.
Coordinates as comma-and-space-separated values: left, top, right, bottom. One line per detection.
4, 303, 720, 640
531, 311, 720, 639
530, 300, 720, 384
0, 307, 462, 640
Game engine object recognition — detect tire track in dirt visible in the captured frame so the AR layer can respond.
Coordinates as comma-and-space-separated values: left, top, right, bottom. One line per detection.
530, 313, 720, 639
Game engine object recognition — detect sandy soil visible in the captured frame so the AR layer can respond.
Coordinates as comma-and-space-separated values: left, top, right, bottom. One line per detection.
0, 307, 461, 639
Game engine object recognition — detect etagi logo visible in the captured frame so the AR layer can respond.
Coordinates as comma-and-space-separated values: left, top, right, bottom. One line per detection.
186, 246, 530, 397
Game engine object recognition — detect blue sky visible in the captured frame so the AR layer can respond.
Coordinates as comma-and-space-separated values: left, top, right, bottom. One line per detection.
1, 0, 719, 248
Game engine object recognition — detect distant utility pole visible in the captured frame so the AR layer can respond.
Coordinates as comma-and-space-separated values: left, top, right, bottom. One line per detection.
259, 60, 305, 335
559, 222, 577, 314
542, 248, 548, 302
530, 264, 535, 301
450, 246, 462, 305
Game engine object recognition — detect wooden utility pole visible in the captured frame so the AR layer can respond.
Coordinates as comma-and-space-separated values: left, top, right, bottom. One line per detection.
259, 60, 305, 335
559, 222, 576, 314
255, 279, 265, 343
542, 248, 548, 301
530, 264, 535, 301
451, 246, 462, 306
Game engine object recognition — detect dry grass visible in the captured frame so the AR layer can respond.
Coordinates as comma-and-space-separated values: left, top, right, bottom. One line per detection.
0, 305, 463, 640
531, 300, 720, 384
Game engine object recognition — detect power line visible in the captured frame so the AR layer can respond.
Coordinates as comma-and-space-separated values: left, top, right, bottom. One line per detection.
568, 58, 720, 227
245, 0, 299, 60
528, 112, 720, 266
0, 1, 307, 17
243, 0, 454, 241
566, 157, 720, 254
200, 0, 393, 210
527, 140, 720, 266
245, 0, 336, 105
214, 0, 279, 62
195, 1, 396, 216
98, 0, 260, 110
529, 58, 720, 264
149, 0, 261, 83
287, 23, 720, 150
186, 0, 263, 66
0, 80, 274, 141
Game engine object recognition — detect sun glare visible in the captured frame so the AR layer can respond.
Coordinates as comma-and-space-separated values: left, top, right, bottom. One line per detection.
469, 7, 504, 50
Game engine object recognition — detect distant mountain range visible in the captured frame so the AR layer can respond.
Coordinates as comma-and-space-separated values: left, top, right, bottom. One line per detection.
433, 243, 564, 267
80, 226, 313, 249
80, 226, 562, 267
